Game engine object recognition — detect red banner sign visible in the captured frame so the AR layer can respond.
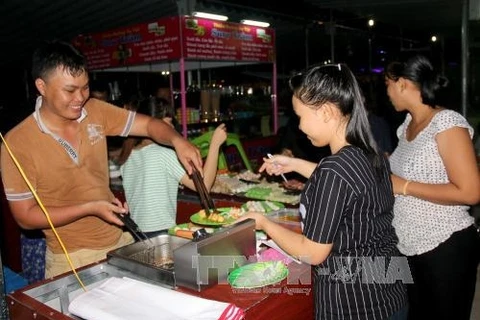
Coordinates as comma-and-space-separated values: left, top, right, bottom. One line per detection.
72, 16, 275, 70
72, 16, 181, 69
181, 16, 275, 62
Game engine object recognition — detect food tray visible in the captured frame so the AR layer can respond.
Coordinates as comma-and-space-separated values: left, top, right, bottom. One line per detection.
107, 234, 190, 288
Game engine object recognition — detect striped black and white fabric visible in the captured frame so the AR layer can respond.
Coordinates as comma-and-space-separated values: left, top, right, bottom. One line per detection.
300, 145, 407, 320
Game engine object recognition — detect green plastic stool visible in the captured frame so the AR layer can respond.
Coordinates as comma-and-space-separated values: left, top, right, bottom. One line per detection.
190, 131, 253, 171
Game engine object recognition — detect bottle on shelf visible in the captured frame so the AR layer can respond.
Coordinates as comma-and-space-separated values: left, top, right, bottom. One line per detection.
200, 80, 211, 122
211, 80, 221, 122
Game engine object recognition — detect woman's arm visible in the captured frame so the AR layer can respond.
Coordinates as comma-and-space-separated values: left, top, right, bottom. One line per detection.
203, 124, 227, 189
180, 124, 227, 191
259, 154, 317, 179
237, 213, 333, 265
392, 127, 480, 205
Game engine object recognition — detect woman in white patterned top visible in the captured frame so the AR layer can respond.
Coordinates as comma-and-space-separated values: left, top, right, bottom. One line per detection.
119, 97, 227, 237
386, 55, 480, 320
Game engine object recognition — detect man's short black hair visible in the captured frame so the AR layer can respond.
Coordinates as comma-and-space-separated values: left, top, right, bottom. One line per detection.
31, 39, 87, 80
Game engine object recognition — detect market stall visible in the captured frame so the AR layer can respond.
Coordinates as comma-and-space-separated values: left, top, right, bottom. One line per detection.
72, 15, 279, 138
3, 16, 314, 320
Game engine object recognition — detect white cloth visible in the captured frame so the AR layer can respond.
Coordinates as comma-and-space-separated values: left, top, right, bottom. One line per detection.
389, 109, 475, 256
68, 277, 244, 320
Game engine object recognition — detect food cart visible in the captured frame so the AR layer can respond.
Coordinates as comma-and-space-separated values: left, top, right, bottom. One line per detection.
6, 212, 313, 320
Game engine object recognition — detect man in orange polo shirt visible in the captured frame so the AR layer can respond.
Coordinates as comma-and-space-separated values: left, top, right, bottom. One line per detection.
0, 40, 202, 278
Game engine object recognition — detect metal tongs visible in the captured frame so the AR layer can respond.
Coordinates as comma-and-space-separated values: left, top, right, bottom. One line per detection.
189, 161, 217, 218
119, 213, 154, 248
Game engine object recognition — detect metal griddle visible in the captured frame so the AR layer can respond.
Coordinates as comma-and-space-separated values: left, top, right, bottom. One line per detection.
107, 219, 256, 291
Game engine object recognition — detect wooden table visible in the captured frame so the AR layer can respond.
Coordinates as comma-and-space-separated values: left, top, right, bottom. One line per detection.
178, 262, 313, 319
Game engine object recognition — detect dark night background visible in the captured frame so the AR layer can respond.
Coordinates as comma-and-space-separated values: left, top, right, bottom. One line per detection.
0, 0, 479, 135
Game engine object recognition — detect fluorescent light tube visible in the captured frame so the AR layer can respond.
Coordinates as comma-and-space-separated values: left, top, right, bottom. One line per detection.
192, 12, 228, 21
240, 19, 270, 28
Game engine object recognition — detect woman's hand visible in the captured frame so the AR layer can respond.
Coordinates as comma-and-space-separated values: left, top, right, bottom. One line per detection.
235, 212, 268, 230
211, 123, 227, 148
259, 154, 294, 176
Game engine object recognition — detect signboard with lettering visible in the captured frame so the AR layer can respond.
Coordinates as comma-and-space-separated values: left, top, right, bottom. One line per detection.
72, 16, 181, 70
72, 16, 275, 70
180, 16, 275, 62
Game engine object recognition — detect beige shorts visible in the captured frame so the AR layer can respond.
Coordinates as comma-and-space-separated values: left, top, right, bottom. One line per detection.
45, 232, 134, 278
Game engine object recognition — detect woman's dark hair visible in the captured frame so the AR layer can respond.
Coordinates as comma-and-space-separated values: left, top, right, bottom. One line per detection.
289, 63, 383, 175
385, 55, 448, 108
32, 40, 87, 80
117, 96, 176, 165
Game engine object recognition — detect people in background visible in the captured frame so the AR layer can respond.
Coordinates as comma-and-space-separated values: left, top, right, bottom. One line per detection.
19, 230, 46, 283
119, 97, 227, 237
107, 92, 143, 165
88, 79, 109, 101
0, 40, 202, 278
367, 111, 394, 155
238, 63, 408, 320
385, 54, 480, 320
154, 85, 172, 104
359, 80, 395, 155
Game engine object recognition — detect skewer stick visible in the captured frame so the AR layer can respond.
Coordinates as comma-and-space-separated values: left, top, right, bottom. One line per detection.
267, 153, 289, 183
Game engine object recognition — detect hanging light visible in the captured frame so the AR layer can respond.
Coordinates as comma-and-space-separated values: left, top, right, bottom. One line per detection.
240, 19, 270, 28
192, 12, 228, 21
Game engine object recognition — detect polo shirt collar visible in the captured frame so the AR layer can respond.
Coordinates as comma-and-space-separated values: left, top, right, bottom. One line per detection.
33, 96, 88, 133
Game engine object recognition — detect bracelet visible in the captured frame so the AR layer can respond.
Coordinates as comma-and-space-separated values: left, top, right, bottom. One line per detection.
403, 180, 411, 196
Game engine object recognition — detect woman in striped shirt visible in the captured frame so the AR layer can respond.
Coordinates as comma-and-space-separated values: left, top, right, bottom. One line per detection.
239, 63, 408, 319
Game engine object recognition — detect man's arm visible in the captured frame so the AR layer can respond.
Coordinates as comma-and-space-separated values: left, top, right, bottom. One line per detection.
8, 197, 127, 230
129, 113, 202, 174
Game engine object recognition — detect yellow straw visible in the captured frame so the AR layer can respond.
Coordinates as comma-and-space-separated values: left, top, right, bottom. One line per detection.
0, 133, 87, 291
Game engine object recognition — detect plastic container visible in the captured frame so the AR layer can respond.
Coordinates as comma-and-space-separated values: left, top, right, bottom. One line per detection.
267, 208, 302, 232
